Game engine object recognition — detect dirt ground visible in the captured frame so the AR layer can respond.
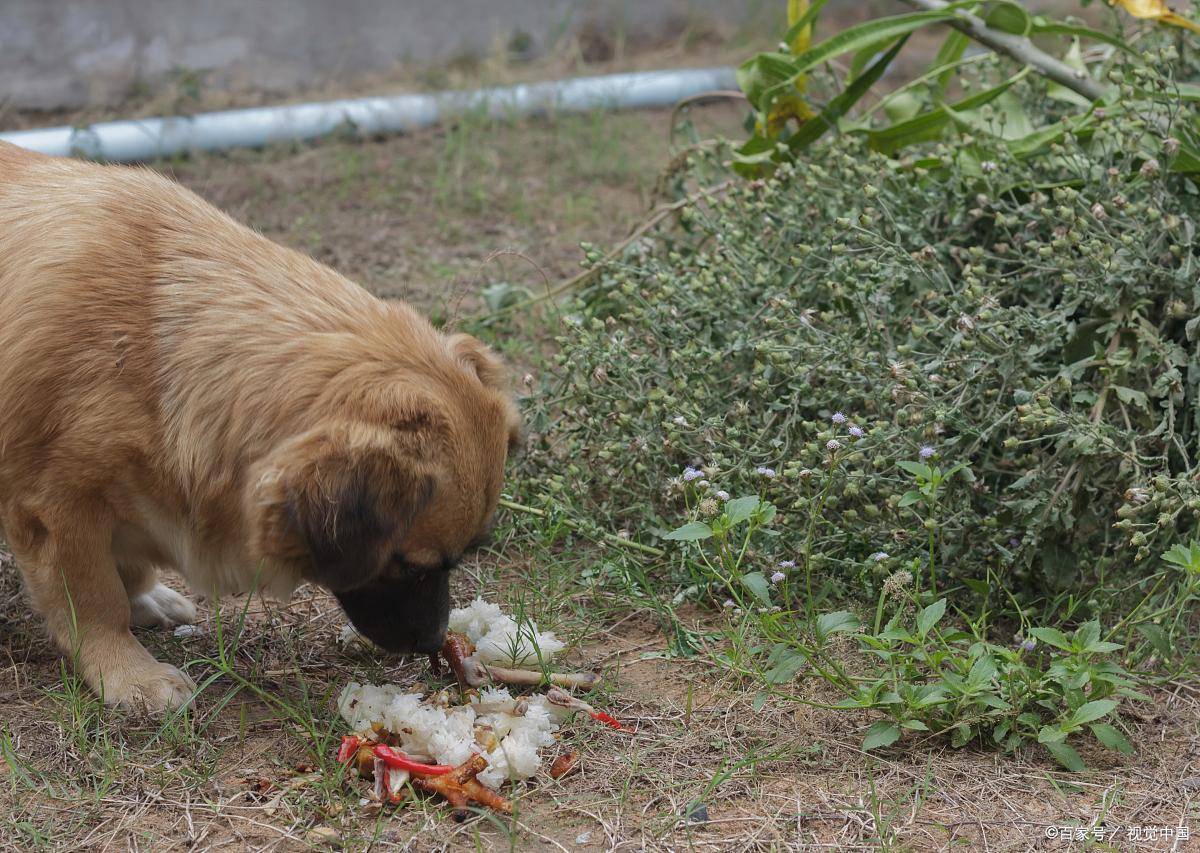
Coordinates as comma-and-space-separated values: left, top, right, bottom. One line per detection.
2, 7, 1198, 852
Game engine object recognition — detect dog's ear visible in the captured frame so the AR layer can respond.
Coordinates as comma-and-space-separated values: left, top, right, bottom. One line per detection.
286, 447, 435, 592
448, 332, 522, 452
252, 416, 439, 591
447, 332, 508, 391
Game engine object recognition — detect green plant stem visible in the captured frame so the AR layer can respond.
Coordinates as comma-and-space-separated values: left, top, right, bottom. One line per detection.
498, 497, 665, 557
802, 455, 840, 622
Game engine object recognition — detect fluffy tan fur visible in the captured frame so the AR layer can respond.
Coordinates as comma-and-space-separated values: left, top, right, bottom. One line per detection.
0, 140, 518, 711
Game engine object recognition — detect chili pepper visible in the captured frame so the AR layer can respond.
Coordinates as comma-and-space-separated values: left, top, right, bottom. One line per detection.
336, 735, 360, 764
373, 744, 454, 775
588, 710, 634, 732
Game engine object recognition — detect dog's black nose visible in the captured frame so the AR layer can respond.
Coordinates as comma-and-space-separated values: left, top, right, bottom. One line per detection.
334, 571, 449, 654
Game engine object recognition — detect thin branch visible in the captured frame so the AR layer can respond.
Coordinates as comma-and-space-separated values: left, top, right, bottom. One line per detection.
900, 0, 1107, 101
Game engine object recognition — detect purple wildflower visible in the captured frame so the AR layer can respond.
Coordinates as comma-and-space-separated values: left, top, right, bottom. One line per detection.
756, 466, 777, 478
848, 425, 864, 439
778, 560, 796, 569
919, 445, 935, 460
770, 571, 786, 584
715, 490, 730, 501
682, 467, 703, 482
826, 439, 843, 452
1018, 638, 1036, 653
831, 412, 847, 425
870, 552, 889, 562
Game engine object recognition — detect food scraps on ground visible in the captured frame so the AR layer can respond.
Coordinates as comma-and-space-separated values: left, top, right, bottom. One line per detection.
548, 750, 579, 780
336, 599, 631, 816
411, 754, 514, 820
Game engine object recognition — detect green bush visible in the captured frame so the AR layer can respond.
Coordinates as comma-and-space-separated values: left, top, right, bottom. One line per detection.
519, 46, 1200, 606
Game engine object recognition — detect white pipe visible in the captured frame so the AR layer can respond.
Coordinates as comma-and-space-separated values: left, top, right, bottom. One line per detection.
0, 67, 736, 163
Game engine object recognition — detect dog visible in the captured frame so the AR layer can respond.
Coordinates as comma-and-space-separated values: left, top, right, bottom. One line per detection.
0, 140, 519, 712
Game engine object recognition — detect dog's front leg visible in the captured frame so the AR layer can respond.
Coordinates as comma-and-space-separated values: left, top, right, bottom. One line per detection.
9, 503, 196, 713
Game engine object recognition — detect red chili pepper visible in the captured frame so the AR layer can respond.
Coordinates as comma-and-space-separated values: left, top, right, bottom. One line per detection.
589, 710, 634, 733
336, 735, 360, 764
373, 744, 454, 775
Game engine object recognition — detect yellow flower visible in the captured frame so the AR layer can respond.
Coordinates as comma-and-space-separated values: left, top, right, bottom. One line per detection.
1110, 0, 1200, 34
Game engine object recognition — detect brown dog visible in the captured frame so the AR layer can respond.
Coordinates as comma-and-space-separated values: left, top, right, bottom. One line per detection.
0, 140, 519, 712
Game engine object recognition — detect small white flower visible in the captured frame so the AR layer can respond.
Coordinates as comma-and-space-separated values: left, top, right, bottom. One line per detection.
981, 160, 998, 173
723, 599, 735, 609
755, 466, 777, 478
826, 439, 843, 452
673, 416, 688, 427
870, 551, 889, 562
770, 571, 786, 584
778, 559, 796, 569
715, 490, 731, 501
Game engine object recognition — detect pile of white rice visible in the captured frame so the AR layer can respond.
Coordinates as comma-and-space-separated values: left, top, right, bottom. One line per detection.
447, 598, 565, 666
338, 599, 568, 789
338, 683, 565, 788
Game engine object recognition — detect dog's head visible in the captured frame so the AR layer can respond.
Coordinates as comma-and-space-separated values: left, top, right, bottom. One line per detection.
248, 330, 519, 654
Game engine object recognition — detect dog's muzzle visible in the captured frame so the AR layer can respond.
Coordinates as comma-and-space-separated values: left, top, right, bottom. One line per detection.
334, 570, 450, 654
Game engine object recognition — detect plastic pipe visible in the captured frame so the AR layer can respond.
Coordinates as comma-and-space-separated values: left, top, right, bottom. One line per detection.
0, 67, 737, 163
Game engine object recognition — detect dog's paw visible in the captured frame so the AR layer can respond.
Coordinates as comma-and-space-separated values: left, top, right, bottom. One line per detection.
130, 583, 198, 628
104, 661, 197, 713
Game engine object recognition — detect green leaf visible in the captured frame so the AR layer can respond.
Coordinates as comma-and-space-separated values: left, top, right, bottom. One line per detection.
1162, 542, 1200, 574
725, 496, 761, 526
751, 691, 767, 712
916, 598, 947, 637
788, 36, 909, 152
965, 655, 998, 688
865, 73, 1025, 154
765, 650, 808, 684
897, 461, 931, 479
863, 721, 901, 750
755, 6, 976, 113
1113, 385, 1149, 409
898, 490, 923, 508
1029, 17, 1140, 56
736, 51, 799, 107
1090, 723, 1133, 754
901, 719, 929, 731
913, 685, 947, 707
741, 571, 773, 606
664, 521, 713, 541
1135, 622, 1172, 659
1067, 699, 1118, 728
1037, 725, 1068, 744
1029, 627, 1073, 651
1044, 740, 1085, 772
984, 0, 1031, 35
816, 610, 861, 642
947, 90, 1035, 141
929, 29, 970, 99
1074, 621, 1101, 649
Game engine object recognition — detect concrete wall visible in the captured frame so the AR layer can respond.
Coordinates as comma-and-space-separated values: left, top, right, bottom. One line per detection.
1, 0, 770, 110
